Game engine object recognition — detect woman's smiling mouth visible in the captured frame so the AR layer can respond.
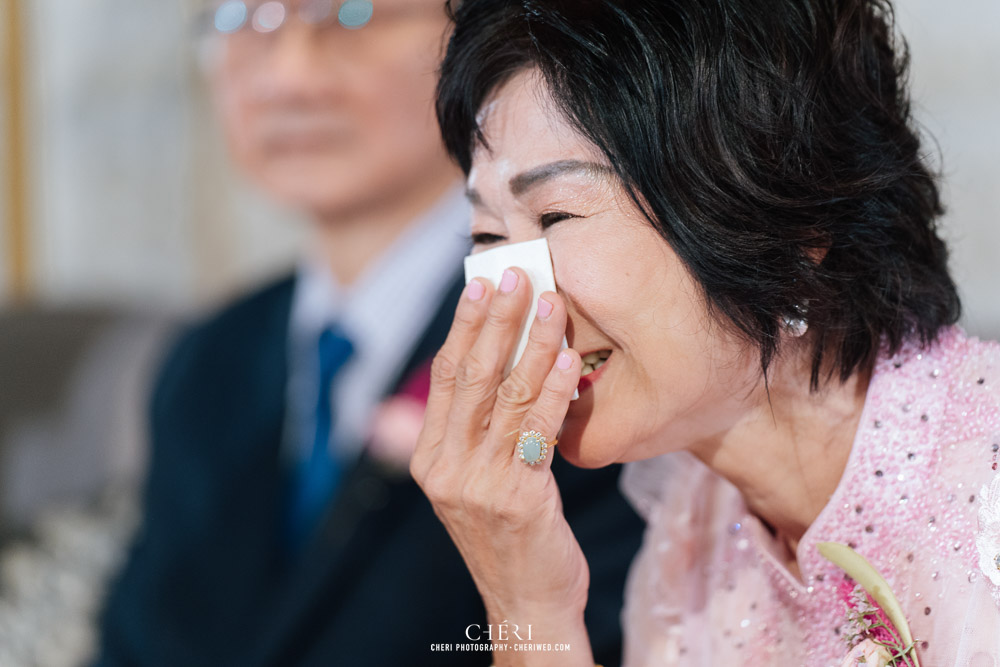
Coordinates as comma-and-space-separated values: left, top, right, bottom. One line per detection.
578, 349, 612, 391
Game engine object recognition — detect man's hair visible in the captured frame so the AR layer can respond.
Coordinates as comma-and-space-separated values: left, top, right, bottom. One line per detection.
437, 0, 960, 388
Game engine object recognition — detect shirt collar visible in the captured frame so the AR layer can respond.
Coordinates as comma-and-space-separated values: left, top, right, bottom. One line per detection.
339, 185, 470, 362
290, 184, 470, 348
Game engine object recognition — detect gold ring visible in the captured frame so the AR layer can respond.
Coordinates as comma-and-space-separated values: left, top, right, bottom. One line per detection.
516, 430, 555, 466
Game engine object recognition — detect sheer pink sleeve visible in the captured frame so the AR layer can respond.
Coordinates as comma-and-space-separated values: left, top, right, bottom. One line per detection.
954, 470, 1000, 664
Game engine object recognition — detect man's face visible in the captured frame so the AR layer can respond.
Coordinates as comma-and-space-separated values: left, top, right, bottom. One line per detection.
209, 0, 455, 218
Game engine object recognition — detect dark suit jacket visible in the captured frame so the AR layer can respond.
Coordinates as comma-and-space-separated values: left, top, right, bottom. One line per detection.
96, 273, 644, 667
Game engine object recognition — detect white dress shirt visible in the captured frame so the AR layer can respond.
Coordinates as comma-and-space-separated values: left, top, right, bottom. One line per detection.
283, 186, 470, 465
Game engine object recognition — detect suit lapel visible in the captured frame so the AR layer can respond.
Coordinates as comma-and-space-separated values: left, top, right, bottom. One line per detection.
250, 271, 465, 666
387, 272, 465, 394
211, 276, 297, 607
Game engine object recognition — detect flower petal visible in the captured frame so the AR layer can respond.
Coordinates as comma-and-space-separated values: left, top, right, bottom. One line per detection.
818, 542, 920, 667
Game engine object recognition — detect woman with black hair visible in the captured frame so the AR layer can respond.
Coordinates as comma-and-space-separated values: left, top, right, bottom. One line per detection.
411, 0, 1000, 664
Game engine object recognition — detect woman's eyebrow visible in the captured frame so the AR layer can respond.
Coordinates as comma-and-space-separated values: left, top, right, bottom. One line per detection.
463, 159, 612, 208
508, 160, 612, 196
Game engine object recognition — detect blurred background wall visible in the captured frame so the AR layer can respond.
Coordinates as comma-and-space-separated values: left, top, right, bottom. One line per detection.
0, 0, 306, 535
897, 0, 1000, 338
11, 0, 304, 311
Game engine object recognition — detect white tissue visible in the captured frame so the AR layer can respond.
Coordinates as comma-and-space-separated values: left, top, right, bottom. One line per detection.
464, 238, 578, 399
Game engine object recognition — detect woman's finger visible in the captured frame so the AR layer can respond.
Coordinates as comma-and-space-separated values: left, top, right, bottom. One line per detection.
500, 347, 582, 469
415, 279, 494, 464
444, 267, 532, 449
487, 290, 567, 436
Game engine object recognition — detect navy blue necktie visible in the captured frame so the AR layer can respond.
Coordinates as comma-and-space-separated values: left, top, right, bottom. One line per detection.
286, 326, 354, 553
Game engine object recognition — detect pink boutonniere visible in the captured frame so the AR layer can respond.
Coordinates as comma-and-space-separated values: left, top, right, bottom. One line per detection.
819, 543, 921, 667
836, 581, 914, 666
367, 360, 431, 473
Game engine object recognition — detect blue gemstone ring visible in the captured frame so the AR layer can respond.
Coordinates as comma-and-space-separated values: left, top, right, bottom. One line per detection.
517, 429, 556, 466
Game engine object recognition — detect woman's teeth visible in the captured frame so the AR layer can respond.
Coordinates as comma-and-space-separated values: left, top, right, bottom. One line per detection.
580, 350, 611, 377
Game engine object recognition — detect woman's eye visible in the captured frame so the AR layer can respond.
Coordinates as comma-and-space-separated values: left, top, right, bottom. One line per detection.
539, 211, 578, 229
470, 232, 506, 245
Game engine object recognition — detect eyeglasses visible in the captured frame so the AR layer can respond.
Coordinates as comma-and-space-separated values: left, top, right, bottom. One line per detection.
195, 0, 444, 65
209, 0, 375, 34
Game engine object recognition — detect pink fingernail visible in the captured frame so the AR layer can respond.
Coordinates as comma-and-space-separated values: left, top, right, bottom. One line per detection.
499, 269, 518, 293
536, 297, 554, 320
466, 280, 485, 301
557, 351, 573, 370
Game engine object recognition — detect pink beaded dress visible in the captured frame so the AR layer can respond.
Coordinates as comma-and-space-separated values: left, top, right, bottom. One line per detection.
620, 327, 1000, 666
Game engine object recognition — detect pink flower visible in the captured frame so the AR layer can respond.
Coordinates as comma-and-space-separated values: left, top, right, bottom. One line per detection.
840, 639, 894, 667
821, 539, 921, 667
366, 360, 431, 472
368, 395, 427, 470
837, 580, 917, 666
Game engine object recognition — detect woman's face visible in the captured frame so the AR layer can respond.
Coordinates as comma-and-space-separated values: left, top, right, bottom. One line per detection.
468, 70, 762, 467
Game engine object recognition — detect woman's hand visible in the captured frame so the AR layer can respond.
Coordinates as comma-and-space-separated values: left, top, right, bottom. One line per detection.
410, 268, 594, 665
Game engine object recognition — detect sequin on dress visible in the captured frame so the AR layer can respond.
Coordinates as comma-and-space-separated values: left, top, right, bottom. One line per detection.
620, 327, 1000, 666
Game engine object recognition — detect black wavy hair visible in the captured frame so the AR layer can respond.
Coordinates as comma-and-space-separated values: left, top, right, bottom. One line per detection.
436, 0, 961, 388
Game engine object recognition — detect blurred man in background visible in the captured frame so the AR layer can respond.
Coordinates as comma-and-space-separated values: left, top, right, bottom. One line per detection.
96, 1, 644, 665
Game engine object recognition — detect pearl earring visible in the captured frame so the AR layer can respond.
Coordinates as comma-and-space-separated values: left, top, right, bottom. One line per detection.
782, 305, 808, 338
